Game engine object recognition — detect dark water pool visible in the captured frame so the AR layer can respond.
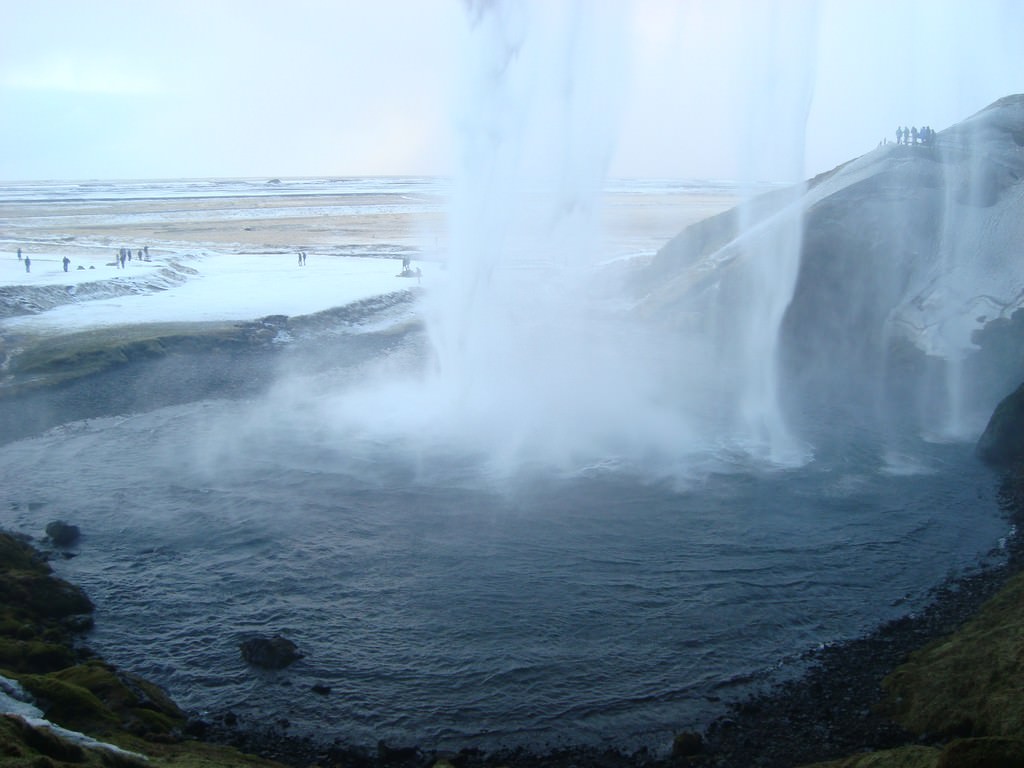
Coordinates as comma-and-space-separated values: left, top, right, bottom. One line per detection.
0, 389, 1009, 752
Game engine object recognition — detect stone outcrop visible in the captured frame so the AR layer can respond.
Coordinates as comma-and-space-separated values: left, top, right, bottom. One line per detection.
977, 381, 1024, 466
634, 94, 1024, 436
239, 636, 303, 669
44, 520, 80, 547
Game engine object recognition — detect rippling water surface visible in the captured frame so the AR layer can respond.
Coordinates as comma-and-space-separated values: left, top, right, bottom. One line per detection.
0, 392, 1008, 751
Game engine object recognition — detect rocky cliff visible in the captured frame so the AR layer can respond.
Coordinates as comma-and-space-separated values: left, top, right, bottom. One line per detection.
635, 95, 1024, 441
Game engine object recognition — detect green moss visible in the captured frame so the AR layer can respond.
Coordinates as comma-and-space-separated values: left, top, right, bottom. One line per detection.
0, 638, 74, 673
0, 618, 37, 640
13, 662, 185, 738
880, 571, 1024, 740
0, 535, 46, 572
936, 737, 1024, 767
0, 535, 93, 623
58, 662, 183, 735
0, 533, 93, 676
21, 577, 93, 621
16, 673, 118, 733
1, 715, 87, 764
1, 322, 257, 394
802, 744, 941, 768
0, 714, 288, 768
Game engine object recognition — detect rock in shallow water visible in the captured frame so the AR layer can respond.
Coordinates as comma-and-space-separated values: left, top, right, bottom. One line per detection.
45, 520, 80, 547
239, 635, 303, 669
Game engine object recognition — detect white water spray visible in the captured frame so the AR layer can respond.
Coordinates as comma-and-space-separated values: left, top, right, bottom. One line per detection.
414, 1, 681, 471
317, 1, 823, 477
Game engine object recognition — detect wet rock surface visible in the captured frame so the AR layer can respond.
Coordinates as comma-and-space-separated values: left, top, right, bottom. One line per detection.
44, 520, 81, 547
977, 381, 1024, 467
240, 636, 304, 669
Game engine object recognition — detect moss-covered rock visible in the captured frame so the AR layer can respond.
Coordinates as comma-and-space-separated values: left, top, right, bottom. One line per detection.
14, 673, 119, 734
802, 744, 941, 768
0, 638, 75, 673
0, 321, 272, 396
0, 534, 45, 572
935, 737, 1024, 767
0, 532, 93, 676
44, 522, 80, 549
879, 571, 1024, 740
14, 661, 186, 739
2, 714, 88, 764
0, 713, 286, 768
803, 738, 1024, 768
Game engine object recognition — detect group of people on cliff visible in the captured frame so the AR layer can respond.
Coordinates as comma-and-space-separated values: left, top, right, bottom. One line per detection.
896, 125, 936, 145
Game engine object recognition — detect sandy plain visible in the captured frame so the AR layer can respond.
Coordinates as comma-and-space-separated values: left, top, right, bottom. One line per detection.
0, 185, 737, 285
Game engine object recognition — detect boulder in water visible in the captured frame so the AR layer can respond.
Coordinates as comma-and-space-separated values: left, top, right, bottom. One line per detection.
45, 520, 80, 547
239, 635, 303, 669
977, 382, 1024, 466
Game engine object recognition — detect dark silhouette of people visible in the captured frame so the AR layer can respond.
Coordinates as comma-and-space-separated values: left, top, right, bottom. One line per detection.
302, 251, 307, 266
120, 251, 127, 269
896, 125, 937, 147
62, 256, 70, 272
144, 246, 149, 260
298, 251, 303, 266
24, 256, 30, 273
17, 247, 22, 261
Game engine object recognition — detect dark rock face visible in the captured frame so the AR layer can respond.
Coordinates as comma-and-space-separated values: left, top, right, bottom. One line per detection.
977, 382, 1024, 466
239, 635, 303, 669
6, 716, 87, 763
635, 94, 1024, 438
45, 520, 80, 547
777, 99, 1024, 429
968, 308, 1024, 416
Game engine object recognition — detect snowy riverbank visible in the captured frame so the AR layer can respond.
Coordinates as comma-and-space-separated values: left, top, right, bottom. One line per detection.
0, 250, 428, 331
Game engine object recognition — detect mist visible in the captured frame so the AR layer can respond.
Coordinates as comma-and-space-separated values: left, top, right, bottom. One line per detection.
210, 0, 831, 483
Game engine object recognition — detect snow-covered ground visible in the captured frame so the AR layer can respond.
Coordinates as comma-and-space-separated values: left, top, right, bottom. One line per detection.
1, 249, 426, 334
0, 673, 149, 762
0, 176, 736, 338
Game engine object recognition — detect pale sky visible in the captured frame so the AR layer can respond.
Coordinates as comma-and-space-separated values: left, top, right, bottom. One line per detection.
1, 0, 1021, 182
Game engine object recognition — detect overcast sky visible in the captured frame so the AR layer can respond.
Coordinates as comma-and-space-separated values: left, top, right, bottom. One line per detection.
1, 0, 1021, 182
